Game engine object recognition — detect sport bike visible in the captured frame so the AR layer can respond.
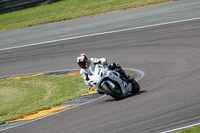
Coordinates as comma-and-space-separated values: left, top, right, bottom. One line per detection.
88, 64, 140, 100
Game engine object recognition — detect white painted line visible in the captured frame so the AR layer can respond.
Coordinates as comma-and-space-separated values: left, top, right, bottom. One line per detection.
0, 68, 144, 132
161, 123, 200, 133
1, 17, 200, 51
125, 68, 145, 82
0, 95, 106, 132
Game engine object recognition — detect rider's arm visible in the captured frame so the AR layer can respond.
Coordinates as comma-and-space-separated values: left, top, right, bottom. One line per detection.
80, 69, 90, 86
90, 58, 107, 65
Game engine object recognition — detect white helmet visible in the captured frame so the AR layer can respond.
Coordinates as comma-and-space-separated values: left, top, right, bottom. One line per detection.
77, 53, 89, 69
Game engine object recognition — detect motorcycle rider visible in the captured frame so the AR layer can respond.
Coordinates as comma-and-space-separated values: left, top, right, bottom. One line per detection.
77, 53, 132, 87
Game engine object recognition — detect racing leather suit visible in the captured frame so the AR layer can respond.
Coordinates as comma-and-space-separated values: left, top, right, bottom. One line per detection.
80, 58, 107, 86
80, 58, 130, 86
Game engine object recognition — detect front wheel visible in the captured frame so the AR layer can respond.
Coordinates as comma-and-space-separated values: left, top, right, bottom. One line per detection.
131, 79, 140, 94
102, 82, 124, 100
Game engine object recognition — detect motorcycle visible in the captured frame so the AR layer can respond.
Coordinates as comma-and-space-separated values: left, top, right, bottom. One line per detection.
88, 64, 140, 100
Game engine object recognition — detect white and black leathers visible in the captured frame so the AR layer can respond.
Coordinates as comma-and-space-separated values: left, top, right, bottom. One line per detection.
80, 58, 107, 86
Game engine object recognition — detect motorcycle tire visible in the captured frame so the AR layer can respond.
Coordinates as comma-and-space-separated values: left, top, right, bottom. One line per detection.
102, 82, 124, 100
131, 79, 140, 94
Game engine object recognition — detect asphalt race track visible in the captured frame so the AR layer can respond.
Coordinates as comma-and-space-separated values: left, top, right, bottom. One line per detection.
1, 0, 200, 133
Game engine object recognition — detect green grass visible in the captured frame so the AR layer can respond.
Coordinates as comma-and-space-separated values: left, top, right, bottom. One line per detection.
0, 75, 89, 124
0, 0, 176, 31
173, 126, 200, 133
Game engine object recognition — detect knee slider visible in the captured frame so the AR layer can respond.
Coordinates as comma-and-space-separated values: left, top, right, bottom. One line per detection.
109, 63, 115, 70
109, 63, 121, 71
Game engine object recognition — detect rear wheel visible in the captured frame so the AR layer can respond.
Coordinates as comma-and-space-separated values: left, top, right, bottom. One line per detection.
102, 82, 124, 100
131, 79, 140, 94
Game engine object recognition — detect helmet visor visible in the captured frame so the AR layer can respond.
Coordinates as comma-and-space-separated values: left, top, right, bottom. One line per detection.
78, 61, 86, 68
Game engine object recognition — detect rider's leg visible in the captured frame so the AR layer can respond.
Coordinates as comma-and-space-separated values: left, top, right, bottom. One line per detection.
109, 63, 131, 80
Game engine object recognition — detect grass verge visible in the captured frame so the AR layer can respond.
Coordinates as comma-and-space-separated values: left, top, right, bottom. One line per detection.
173, 125, 200, 133
0, 75, 89, 125
0, 0, 176, 31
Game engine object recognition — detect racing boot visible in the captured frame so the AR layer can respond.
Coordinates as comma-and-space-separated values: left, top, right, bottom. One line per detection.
119, 68, 133, 82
